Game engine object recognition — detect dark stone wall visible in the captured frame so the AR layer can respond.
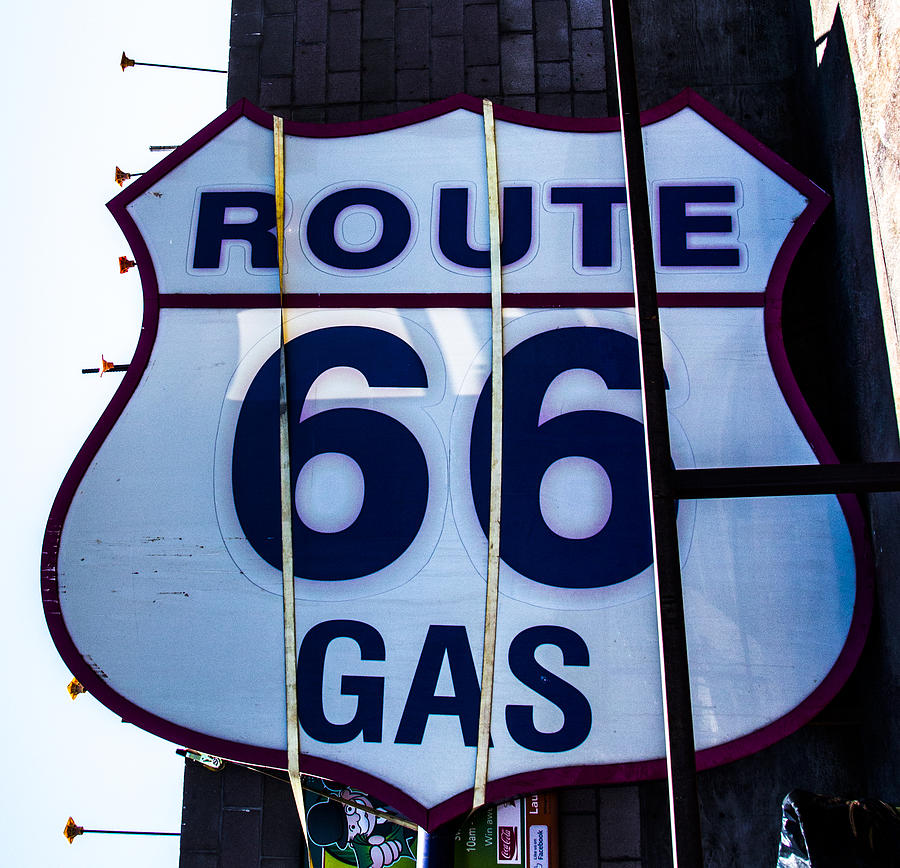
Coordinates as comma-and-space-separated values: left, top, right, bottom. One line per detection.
626, 1, 899, 865
214, 1, 900, 866
179, 760, 644, 868
227, 0, 613, 120
629, 0, 813, 162
624, 2, 899, 865
791, 1, 900, 814
180, 760, 306, 867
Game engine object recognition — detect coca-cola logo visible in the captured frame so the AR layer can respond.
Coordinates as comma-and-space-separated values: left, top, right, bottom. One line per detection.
499, 827, 518, 861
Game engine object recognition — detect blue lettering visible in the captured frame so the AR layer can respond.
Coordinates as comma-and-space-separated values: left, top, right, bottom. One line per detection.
437, 186, 534, 269
471, 327, 661, 589
506, 626, 591, 752
549, 185, 627, 268
192, 191, 277, 269
658, 184, 740, 267
232, 327, 429, 581
395, 626, 482, 746
306, 187, 412, 270
298, 620, 385, 744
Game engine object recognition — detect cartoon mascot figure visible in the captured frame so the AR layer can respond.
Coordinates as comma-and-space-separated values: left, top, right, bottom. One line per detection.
306, 787, 416, 868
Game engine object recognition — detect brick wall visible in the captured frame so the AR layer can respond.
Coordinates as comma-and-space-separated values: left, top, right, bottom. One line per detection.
180, 760, 305, 867
179, 760, 643, 868
227, 0, 612, 120
559, 786, 642, 868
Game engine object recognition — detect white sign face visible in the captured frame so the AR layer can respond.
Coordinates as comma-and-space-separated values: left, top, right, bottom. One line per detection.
42, 93, 869, 828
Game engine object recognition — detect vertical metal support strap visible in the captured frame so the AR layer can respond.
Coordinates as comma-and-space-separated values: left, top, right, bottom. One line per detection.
274, 116, 314, 867
473, 98, 504, 812
607, 2, 703, 867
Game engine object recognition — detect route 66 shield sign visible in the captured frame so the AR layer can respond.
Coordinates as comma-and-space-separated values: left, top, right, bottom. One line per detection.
42, 91, 870, 829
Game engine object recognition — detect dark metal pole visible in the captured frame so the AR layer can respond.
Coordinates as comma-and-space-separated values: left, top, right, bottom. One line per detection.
120, 53, 226, 74
608, 1, 704, 866
81, 365, 129, 375
80, 829, 180, 836
416, 824, 455, 868
674, 461, 900, 498
133, 61, 226, 73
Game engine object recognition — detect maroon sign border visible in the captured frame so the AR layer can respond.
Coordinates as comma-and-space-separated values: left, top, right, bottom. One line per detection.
41, 90, 870, 831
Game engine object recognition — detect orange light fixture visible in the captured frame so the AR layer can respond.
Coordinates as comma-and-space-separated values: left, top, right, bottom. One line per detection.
63, 817, 84, 843
66, 678, 86, 700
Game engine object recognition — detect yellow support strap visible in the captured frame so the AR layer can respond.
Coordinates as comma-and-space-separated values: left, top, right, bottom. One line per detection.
274, 115, 315, 867
473, 98, 504, 813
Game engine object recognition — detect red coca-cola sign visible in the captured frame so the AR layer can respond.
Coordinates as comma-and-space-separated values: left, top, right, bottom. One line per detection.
499, 827, 519, 861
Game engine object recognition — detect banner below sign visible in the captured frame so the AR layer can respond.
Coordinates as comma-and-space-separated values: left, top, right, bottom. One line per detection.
455, 793, 557, 868
42, 92, 870, 829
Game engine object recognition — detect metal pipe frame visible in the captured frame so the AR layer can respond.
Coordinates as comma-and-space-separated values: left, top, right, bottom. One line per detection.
607, 1, 900, 866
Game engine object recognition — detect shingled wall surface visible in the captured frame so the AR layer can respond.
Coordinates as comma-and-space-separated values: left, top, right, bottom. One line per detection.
227, 0, 612, 120
178, 759, 644, 867
180, 760, 306, 867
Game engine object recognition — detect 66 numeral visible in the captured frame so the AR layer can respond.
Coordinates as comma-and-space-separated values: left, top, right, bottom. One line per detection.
470, 327, 653, 589
232, 324, 655, 589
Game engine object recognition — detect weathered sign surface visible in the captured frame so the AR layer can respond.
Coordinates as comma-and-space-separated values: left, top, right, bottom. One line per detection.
42, 92, 869, 828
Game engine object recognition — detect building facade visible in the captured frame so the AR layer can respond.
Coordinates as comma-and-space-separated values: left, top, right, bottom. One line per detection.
179, 1, 900, 865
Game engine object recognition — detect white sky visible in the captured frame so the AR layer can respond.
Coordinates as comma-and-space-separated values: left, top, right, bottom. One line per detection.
1, 2, 230, 864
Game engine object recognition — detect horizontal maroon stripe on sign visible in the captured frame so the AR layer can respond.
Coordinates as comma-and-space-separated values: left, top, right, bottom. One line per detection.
158, 292, 766, 309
